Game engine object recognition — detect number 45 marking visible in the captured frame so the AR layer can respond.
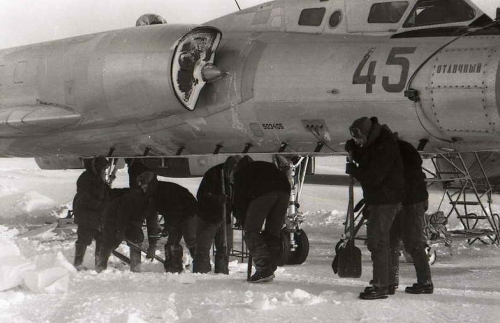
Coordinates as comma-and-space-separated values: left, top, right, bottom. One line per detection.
353, 47, 417, 93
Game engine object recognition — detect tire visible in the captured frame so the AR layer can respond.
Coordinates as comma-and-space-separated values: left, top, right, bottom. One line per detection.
287, 229, 309, 265
277, 229, 291, 266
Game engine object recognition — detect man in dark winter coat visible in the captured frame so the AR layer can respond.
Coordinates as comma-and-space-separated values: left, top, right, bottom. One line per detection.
389, 139, 433, 294
345, 117, 405, 299
193, 156, 241, 274
72, 156, 111, 271
136, 172, 197, 273
96, 188, 159, 273
232, 157, 291, 283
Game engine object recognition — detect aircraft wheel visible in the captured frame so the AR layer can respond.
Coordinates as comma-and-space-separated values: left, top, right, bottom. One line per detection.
287, 229, 309, 265
277, 229, 291, 266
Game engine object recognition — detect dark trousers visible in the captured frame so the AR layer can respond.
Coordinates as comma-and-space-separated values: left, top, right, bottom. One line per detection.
165, 215, 197, 252
163, 215, 197, 272
366, 203, 400, 288
193, 216, 233, 273
75, 225, 102, 268
390, 200, 432, 285
97, 224, 145, 271
76, 225, 101, 246
243, 190, 289, 273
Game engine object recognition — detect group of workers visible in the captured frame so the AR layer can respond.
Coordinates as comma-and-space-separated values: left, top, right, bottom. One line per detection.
72, 154, 290, 283
71, 115, 433, 295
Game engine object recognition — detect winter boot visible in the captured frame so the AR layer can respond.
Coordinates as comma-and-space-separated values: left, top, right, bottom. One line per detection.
359, 286, 389, 300
248, 268, 275, 283
214, 248, 229, 274
405, 282, 434, 294
129, 247, 142, 273
192, 252, 211, 273
73, 243, 87, 271
245, 232, 274, 282
164, 244, 183, 273
95, 246, 112, 273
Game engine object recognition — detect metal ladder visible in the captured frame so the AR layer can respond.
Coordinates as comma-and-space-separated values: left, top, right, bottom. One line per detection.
430, 152, 499, 245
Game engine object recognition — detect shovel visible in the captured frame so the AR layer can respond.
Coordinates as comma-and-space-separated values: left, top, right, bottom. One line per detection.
332, 157, 362, 278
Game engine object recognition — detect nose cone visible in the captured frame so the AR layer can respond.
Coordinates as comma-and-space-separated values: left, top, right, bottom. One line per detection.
201, 63, 226, 83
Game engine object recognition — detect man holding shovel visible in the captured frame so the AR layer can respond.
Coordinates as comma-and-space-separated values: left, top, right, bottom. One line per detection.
193, 156, 241, 274
345, 116, 405, 300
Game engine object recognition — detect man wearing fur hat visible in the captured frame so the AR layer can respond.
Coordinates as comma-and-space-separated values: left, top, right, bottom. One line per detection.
72, 156, 111, 271
193, 156, 241, 274
136, 171, 198, 273
345, 117, 405, 299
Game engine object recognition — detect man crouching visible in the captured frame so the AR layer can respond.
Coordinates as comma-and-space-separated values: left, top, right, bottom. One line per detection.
96, 188, 159, 272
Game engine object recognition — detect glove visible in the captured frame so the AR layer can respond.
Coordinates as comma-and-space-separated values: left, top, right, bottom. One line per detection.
344, 139, 356, 152
345, 162, 358, 175
146, 244, 157, 259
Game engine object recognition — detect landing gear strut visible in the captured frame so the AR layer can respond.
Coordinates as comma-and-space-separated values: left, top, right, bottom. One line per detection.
276, 156, 310, 265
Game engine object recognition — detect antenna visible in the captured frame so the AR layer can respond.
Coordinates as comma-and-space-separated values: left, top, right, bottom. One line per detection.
234, 0, 241, 11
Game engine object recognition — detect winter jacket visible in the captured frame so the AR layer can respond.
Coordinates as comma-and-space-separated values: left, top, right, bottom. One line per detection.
197, 164, 233, 224
232, 161, 291, 225
150, 180, 198, 229
73, 166, 111, 229
349, 124, 405, 205
398, 140, 429, 205
102, 188, 159, 245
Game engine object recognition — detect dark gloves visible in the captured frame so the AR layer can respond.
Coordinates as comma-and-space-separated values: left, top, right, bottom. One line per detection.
345, 162, 358, 176
146, 243, 157, 259
344, 139, 356, 153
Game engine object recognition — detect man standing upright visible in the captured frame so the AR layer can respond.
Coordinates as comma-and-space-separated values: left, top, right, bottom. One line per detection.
193, 156, 240, 274
345, 117, 405, 299
72, 156, 111, 271
389, 138, 433, 294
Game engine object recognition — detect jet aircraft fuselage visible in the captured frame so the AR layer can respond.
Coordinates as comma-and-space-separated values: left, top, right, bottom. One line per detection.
0, 0, 499, 175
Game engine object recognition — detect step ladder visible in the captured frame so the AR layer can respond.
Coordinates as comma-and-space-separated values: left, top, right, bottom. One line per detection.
429, 152, 500, 245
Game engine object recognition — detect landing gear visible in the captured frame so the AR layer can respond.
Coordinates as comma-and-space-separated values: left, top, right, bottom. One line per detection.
287, 229, 309, 265
276, 156, 311, 265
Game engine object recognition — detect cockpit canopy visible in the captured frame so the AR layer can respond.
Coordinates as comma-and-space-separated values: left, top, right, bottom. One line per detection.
402, 0, 477, 28
209, 0, 488, 35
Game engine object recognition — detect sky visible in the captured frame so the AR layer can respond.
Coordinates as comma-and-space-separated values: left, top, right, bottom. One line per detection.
0, 0, 497, 49
1, 158, 500, 322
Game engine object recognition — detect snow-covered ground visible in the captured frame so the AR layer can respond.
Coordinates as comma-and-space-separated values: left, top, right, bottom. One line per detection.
1, 157, 499, 323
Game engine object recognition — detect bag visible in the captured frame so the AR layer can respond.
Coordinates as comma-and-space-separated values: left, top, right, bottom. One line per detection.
333, 239, 362, 278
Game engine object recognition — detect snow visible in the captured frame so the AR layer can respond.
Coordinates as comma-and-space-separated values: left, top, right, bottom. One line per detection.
1, 157, 500, 323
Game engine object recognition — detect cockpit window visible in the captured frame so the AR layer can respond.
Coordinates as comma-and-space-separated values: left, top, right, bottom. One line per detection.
368, 2, 409, 23
299, 8, 326, 26
403, 0, 476, 28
